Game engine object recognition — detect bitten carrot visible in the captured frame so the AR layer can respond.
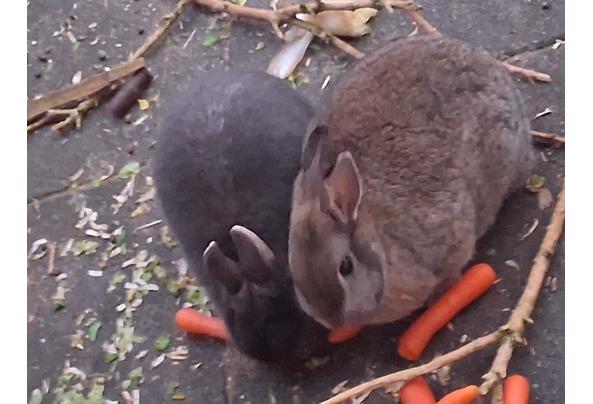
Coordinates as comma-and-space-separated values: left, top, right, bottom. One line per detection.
437, 385, 480, 404
398, 263, 497, 360
399, 377, 436, 404
328, 324, 363, 343
503, 375, 530, 404
174, 308, 230, 341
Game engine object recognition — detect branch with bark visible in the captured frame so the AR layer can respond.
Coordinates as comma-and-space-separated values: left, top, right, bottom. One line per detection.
322, 184, 565, 403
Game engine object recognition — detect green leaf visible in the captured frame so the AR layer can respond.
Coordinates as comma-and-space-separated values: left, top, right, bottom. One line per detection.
86, 380, 105, 404
526, 174, 546, 192
128, 366, 143, 388
117, 161, 140, 179
28, 389, 44, 404
255, 41, 265, 50
166, 279, 181, 296
168, 382, 180, 395
72, 240, 99, 256
154, 334, 172, 352
54, 300, 66, 311
104, 352, 119, 364
87, 321, 102, 342
202, 33, 220, 47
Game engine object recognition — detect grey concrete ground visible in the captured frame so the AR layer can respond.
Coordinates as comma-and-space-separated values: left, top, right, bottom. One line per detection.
27, 0, 564, 402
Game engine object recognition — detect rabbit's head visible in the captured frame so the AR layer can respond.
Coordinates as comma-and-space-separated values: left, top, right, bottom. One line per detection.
288, 124, 385, 329
204, 225, 300, 361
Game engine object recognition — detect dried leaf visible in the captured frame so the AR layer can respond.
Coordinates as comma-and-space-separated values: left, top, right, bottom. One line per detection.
255, 41, 265, 50
72, 70, 82, 84
28, 238, 48, 259
520, 218, 539, 240
297, 8, 378, 37
331, 380, 349, 395
138, 99, 150, 110
505, 260, 521, 271
151, 353, 166, 369
266, 27, 313, 79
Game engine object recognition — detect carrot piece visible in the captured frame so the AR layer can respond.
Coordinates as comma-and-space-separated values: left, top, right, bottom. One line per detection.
399, 377, 437, 404
328, 324, 363, 344
503, 375, 530, 404
437, 385, 480, 404
397, 263, 497, 360
174, 308, 230, 341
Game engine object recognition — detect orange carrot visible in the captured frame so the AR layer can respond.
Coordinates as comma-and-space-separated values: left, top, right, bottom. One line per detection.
503, 375, 530, 404
399, 377, 437, 404
174, 308, 230, 341
328, 324, 363, 343
398, 263, 497, 360
437, 385, 480, 404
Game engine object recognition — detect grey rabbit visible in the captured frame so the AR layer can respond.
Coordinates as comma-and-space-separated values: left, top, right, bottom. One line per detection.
288, 35, 534, 329
153, 70, 325, 361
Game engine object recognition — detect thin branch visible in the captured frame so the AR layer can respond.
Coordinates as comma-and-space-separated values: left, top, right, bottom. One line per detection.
129, 0, 193, 61
531, 130, 565, 146
46, 242, 59, 275
480, 184, 565, 394
502, 62, 552, 83
290, 19, 365, 59
322, 331, 502, 404
27, 58, 145, 123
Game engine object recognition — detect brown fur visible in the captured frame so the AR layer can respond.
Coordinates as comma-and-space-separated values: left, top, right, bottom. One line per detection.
289, 34, 533, 327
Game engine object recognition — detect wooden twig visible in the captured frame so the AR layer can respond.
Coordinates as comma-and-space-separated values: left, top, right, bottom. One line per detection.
290, 19, 365, 59
129, 0, 193, 61
480, 184, 565, 394
322, 185, 565, 403
27, 58, 145, 123
46, 242, 59, 275
531, 130, 565, 146
322, 331, 502, 403
502, 61, 552, 83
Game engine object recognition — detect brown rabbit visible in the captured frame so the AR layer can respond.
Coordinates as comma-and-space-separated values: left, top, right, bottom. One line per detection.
288, 35, 534, 329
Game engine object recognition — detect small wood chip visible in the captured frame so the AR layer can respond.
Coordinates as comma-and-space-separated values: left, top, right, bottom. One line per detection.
47, 242, 59, 275
533, 107, 552, 119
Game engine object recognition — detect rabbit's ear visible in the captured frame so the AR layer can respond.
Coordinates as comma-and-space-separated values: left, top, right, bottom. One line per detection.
230, 225, 275, 285
203, 241, 242, 295
299, 123, 328, 196
323, 151, 363, 225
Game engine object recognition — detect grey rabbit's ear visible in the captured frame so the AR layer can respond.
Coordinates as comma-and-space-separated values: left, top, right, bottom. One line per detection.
230, 225, 275, 285
323, 151, 363, 224
203, 241, 242, 295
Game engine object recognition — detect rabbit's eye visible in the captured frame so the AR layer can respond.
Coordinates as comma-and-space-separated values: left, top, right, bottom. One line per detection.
339, 256, 354, 276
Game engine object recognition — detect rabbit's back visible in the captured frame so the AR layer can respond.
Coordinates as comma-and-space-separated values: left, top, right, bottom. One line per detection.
324, 35, 532, 276
153, 70, 313, 269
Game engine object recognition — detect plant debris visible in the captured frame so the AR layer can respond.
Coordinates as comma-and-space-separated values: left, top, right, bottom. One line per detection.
155, 334, 172, 352
520, 218, 539, 240
526, 174, 546, 193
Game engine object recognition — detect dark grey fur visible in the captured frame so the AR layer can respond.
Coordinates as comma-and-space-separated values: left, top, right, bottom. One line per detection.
153, 70, 325, 361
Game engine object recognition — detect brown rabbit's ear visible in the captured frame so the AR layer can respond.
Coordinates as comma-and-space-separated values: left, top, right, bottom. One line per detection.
323, 151, 363, 225
203, 241, 242, 295
300, 123, 328, 196
230, 225, 275, 285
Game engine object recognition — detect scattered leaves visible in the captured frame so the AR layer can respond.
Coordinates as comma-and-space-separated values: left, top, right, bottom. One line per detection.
202, 32, 220, 47
155, 334, 172, 352
137, 99, 150, 110
88, 321, 102, 342
118, 162, 141, 179
72, 240, 99, 256
526, 174, 546, 193
504, 260, 521, 271
520, 218, 539, 240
